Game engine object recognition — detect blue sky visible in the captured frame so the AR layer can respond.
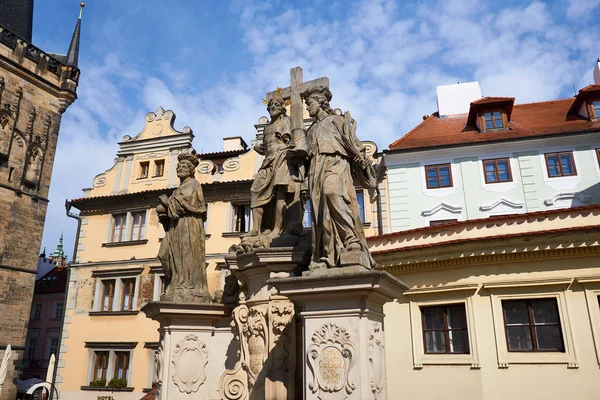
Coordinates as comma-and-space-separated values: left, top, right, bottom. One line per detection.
35, 0, 599, 257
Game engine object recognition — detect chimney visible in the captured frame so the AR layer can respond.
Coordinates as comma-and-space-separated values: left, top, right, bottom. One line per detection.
436, 81, 482, 116
594, 58, 600, 85
223, 136, 248, 152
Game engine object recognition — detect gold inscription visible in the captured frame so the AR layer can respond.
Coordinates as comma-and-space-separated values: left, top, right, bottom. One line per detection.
317, 347, 344, 387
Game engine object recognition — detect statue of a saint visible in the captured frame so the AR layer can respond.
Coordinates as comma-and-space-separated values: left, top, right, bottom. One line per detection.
157, 152, 210, 302
248, 95, 294, 237
301, 86, 378, 271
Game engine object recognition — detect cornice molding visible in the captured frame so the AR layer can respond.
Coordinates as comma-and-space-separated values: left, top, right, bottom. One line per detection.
378, 245, 600, 274
421, 202, 462, 217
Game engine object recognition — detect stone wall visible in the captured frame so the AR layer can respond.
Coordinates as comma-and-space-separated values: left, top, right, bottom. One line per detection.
0, 24, 77, 400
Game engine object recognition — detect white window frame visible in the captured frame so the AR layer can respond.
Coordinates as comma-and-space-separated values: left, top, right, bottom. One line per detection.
45, 330, 60, 359
31, 302, 42, 320
52, 301, 64, 320
106, 209, 148, 244
25, 329, 40, 360
484, 278, 578, 369
86, 348, 133, 387
407, 284, 480, 369
93, 273, 140, 312
576, 276, 600, 366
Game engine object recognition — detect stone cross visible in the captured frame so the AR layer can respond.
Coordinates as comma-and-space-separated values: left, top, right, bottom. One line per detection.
266, 66, 329, 131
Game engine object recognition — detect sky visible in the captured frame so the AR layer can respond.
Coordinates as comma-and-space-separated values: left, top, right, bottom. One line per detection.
34, 0, 599, 258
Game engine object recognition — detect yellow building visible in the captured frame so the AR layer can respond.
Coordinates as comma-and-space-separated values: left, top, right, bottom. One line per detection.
370, 205, 600, 399
57, 106, 385, 399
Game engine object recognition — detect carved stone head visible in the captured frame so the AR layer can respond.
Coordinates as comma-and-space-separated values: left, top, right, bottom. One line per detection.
176, 152, 199, 179
267, 97, 287, 120
301, 86, 334, 118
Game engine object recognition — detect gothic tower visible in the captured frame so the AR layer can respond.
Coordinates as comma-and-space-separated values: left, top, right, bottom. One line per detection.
0, 2, 83, 398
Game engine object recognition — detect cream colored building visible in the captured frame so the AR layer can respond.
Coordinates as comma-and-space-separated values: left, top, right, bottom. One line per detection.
370, 205, 600, 399
57, 106, 385, 399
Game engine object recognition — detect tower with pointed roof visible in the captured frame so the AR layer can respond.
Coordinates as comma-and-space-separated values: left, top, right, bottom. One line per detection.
0, 3, 83, 398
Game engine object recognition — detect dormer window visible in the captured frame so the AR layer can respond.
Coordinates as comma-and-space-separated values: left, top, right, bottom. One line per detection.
568, 85, 600, 120
482, 111, 505, 130
467, 97, 514, 132
592, 100, 600, 119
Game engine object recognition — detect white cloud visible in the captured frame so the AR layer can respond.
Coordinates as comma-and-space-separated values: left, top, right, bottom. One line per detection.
40, 0, 599, 254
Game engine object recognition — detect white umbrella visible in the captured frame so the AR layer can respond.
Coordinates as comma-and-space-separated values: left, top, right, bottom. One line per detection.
45, 354, 56, 393
0, 345, 12, 396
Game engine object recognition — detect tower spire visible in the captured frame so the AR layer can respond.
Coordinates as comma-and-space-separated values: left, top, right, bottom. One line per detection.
66, 2, 85, 67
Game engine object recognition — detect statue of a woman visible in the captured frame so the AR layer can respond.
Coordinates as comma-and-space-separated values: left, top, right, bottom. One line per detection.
157, 152, 210, 303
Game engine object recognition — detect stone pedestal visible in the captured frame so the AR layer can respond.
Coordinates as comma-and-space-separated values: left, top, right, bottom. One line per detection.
220, 247, 307, 400
269, 269, 408, 400
142, 302, 233, 400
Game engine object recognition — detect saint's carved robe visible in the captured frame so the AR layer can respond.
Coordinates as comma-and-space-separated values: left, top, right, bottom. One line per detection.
158, 178, 209, 299
306, 112, 377, 269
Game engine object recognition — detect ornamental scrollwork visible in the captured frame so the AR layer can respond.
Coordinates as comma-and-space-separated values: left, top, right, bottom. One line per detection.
307, 323, 356, 399
223, 157, 241, 172
170, 334, 209, 394
369, 323, 386, 399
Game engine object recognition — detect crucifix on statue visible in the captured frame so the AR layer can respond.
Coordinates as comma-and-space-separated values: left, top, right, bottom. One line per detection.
266, 66, 329, 155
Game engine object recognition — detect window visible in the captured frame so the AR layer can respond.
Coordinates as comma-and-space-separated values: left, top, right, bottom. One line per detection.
31, 303, 42, 320
502, 298, 564, 352
421, 304, 469, 354
482, 111, 504, 130
545, 152, 576, 177
47, 336, 59, 358
232, 204, 250, 232
154, 160, 165, 177
113, 351, 129, 380
89, 349, 132, 386
139, 161, 149, 179
356, 190, 365, 223
130, 211, 146, 241
425, 164, 452, 189
92, 351, 109, 383
592, 100, 600, 119
101, 279, 116, 311
429, 219, 458, 227
94, 274, 140, 313
152, 273, 167, 302
121, 278, 136, 311
483, 158, 512, 183
26, 337, 37, 360
111, 214, 127, 243
52, 302, 64, 320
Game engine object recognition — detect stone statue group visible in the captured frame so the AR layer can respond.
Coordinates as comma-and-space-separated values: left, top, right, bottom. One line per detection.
156, 84, 379, 303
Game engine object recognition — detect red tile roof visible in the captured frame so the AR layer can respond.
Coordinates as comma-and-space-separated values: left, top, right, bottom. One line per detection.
389, 96, 600, 151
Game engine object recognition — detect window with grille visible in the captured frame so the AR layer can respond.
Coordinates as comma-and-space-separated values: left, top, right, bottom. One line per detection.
482, 111, 505, 130
545, 152, 576, 177
483, 158, 512, 183
425, 164, 452, 189
502, 298, 565, 352
92, 351, 109, 383
592, 100, 600, 119
139, 161, 149, 179
31, 303, 42, 320
154, 159, 165, 177
130, 211, 146, 241
52, 302, 64, 319
111, 214, 127, 243
421, 304, 470, 354
101, 279, 116, 311
121, 278, 136, 311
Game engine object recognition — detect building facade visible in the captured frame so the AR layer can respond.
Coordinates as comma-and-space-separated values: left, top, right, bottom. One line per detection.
385, 69, 600, 231
0, 3, 81, 399
58, 106, 386, 399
